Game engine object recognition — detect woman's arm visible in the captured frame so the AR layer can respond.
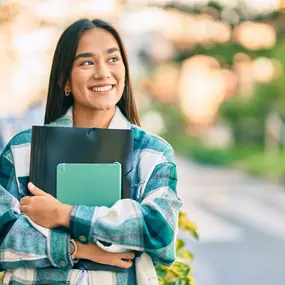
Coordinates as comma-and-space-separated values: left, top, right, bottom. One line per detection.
0, 146, 74, 270
63, 148, 183, 266
0, 144, 135, 272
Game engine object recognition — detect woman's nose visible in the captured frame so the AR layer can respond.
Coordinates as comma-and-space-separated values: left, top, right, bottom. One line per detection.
93, 62, 111, 80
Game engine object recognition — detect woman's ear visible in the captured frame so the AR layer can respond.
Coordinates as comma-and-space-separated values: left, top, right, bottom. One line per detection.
58, 77, 71, 92
64, 80, 71, 92
57, 74, 71, 90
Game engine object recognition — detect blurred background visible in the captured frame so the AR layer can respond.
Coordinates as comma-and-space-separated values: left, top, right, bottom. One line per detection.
0, 0, 285, 284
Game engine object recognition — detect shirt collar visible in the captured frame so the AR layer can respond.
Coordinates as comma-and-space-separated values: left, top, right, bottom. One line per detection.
51, 106, 131, 130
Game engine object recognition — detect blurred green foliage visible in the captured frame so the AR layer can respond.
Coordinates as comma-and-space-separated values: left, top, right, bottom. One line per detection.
219, 37, 285, 146
153, 9, 285, 183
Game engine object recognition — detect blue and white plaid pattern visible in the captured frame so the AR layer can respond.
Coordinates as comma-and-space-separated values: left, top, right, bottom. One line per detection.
0, 107, 182, 285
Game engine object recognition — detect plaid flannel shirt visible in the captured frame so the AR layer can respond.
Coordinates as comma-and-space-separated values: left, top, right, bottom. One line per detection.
0, 107, 182, 285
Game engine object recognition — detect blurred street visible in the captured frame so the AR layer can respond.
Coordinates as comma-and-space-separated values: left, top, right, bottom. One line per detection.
176, 156, 285, 285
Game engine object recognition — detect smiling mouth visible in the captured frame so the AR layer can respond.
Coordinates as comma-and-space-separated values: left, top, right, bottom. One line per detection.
89, 85, 114, 93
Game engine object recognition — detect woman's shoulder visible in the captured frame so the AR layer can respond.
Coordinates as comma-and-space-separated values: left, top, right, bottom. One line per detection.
130, 124, 175, 163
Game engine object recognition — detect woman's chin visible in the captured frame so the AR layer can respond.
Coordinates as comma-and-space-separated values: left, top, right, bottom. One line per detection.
89, 103, 116, 111
74, 98, 118, 112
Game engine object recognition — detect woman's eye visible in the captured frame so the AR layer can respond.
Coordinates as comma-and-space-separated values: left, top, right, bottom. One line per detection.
81, 61, 93, 66
109, 57, 119, 63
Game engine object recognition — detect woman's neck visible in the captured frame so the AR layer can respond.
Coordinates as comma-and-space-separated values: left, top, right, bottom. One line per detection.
73, 105, 116, 129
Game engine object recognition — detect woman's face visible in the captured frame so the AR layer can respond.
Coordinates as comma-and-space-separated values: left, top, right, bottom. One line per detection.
66, 28, 126, 111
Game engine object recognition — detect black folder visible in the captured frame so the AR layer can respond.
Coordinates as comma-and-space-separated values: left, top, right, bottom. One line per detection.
29, 126, 133, 199
29, 125, 134, 272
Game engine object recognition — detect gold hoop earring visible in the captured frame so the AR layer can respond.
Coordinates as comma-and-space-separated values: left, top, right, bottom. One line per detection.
65, 90, 71, 96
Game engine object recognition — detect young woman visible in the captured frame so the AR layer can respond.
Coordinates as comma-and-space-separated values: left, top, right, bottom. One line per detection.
0, 19, 182, 285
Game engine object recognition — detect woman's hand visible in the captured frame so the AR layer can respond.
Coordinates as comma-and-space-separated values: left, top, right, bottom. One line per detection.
76, 241, 135, 269
20, 182, 73, 228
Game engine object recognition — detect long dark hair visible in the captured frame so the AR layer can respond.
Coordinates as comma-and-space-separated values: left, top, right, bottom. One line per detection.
44, 19, 140, 126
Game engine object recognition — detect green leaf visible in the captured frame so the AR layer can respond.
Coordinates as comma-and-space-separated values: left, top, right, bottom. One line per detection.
192, 231, 200, 240
156, 266, 168, 278
176, 239, 185, 250
177, 249, 194, 261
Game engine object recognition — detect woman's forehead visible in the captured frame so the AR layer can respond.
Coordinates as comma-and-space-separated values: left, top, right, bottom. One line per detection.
76, 28, 119, 54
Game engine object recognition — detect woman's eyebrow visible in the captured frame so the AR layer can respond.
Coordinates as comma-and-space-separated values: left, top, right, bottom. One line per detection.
74, 47, 120, 61
106, 47, 120, 54
74, 52, 94, 61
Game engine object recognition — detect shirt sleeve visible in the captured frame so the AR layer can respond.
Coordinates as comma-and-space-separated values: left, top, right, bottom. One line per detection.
0, 146, 75, 270
69, 150, 183, 266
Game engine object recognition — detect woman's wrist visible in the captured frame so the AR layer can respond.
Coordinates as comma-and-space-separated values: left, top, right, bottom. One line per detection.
58, 204, 73, 227
74, 242, 105, 261
70, 240, 89, 260
74, 241, 92, 260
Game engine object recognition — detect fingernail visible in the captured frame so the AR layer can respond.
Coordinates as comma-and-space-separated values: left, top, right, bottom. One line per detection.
28, 182, 35, 189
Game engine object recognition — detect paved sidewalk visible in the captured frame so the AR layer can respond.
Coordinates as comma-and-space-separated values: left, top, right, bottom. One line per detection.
176, 156, 285, 285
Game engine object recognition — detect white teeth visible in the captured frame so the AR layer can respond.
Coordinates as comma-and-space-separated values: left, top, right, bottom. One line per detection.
91, 85, 113, 92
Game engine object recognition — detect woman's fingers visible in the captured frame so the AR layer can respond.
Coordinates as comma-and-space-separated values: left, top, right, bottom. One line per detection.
102, 252, 135, 268
20, 196, 31, 205
113, 252, 135, 268
87, 245, 136, 269
20, 204, 29, 214
28, 182, 48, 196
116, 259, 133, 269
120, 252, 135, 260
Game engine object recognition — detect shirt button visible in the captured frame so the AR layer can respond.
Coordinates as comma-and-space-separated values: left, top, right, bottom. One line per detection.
79, 235, 87, 243
60, 260, 67, 267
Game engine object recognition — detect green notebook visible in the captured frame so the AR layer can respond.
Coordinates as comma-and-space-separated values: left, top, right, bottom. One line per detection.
56, 163, 121, 207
